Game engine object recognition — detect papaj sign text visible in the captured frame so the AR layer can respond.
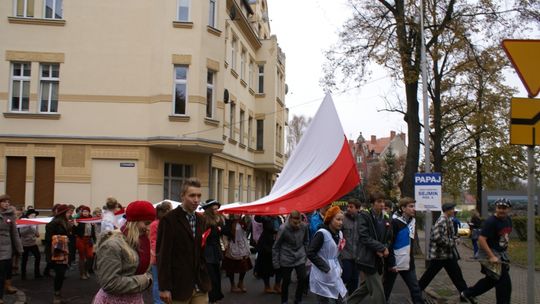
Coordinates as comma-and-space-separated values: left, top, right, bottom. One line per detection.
415, 173, 442, 211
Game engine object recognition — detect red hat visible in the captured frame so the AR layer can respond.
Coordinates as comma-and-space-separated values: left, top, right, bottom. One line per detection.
125, 200, 155, 222
79, 205, 91, 213
324, 206, 342, 225
55, 204, 69, 215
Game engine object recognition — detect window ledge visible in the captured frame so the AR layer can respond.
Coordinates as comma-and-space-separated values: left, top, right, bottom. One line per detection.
169, 115, 190, 122
255, 93, 265, 98
8, 17, 66, 26
248, 147, 256, 153
249, 88, 255, 96
204, 117, 220, 126
228, 138, 237, 145
207, 26, 222, 37
231, 69, 239, 79
3, 112, 61, 119
254, 149, 264, 154
240, 79, 247, 87
239, 143, 246, 149
276, 151, 283, 158
172, 21, 194, 29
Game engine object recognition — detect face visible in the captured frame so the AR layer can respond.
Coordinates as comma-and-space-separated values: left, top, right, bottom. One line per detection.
15, 209, 22, 218
182, 186, 202, 213
210, 205, 220, 215
137, 220, 152, 235
28, 213, 36, 219
401, 203, 416, 217
289, 214, 302, 229
372, 199, 385, 213
347, 203, 359, 216
82, 210, 90, 217
0, 200, 10, 211
330, 212, 344, 231
66, 209, 74, 218
495, 205, 510, 218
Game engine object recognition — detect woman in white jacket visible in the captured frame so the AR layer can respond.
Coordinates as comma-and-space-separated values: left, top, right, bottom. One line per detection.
307, 206, 347, 304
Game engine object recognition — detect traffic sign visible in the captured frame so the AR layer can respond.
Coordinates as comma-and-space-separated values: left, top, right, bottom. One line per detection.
414, 173, 442, 211
502, 40, 540, 97
510, 98, 540, 146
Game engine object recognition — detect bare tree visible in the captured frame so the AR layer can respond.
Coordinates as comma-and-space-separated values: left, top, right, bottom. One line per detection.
286, 115, 312, 157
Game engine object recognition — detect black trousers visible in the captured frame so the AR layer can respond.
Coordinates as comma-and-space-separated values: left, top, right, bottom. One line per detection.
383, 265, 424, 304
280, 264, 307, 304
341, 258, 360, 295
21, 245, 41, 277
0, 259, 12, 298
52, 263, 68, 292
207, 262, 224, 302
418, 258, 467, 292
464, 264, 511, 304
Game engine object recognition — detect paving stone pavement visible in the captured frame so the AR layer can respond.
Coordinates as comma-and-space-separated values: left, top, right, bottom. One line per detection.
416, 231, 540, 304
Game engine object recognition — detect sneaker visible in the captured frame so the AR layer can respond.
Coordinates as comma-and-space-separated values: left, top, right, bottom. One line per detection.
460, 291, 478, 304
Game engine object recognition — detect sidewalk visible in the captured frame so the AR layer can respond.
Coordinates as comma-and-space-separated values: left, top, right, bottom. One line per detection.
416, 230, 540, 304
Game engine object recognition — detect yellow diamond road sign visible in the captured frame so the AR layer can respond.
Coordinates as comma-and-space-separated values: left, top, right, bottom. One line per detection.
502, 40, 540, 98
510, 98, 540, 145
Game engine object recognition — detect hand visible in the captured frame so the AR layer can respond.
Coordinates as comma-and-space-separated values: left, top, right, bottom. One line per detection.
376, 251, 384, 257
159, 290, 172, 304
489, 256, 499, 263
383, 248, 389, 257
389, 267, 398, 273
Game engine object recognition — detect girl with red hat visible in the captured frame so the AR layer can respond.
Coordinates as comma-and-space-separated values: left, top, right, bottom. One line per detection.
93, 200, 155, 304
73, 205, 96, 280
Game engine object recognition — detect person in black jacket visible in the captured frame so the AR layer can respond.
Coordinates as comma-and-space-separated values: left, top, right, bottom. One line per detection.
72, 205, 96, 280
45, 204, 71, 304
347, 191, 392, 304
254, 215, 281, 293
201, 199, 225, 304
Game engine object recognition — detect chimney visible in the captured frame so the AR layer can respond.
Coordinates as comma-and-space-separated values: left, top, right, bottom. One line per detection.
399, 133, 406, 142
371, 135, 376, 144
390, 131, 396, 139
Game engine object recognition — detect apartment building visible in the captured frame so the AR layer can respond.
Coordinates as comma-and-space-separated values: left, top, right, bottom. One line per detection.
0, 0, 287, 210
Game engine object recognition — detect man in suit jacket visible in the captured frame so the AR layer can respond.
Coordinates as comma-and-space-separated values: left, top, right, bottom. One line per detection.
157, 178, 210, 304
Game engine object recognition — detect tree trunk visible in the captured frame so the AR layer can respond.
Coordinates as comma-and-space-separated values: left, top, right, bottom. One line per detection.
475, 136, 482, 213
401, 81, 421, 198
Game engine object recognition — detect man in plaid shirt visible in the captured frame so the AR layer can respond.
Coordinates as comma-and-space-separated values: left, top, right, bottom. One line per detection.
418, 202, 468, 298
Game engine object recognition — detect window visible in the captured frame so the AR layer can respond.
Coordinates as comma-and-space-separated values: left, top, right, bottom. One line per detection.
208, 0, 217, 27
206, 70, 215, 118
247, 175, 252, 202
44, 0, 62, 19
239, 110, 245, 144
258, 64, 264, 93
163, 163, 192, 200
248, 60, 254, 88
173, 66, 188, 115
248, 116, 253, 148
256, 119, 264, 150
40, 63, 60, 113
238, 173, 244, 201
276, 123, 279, 152
240, 50, 246, 79
177, 0, 190, 21
15, 0, 34, 17
229, 103, 236, 138
10, 62, 31, 112
231, 37, 237, 70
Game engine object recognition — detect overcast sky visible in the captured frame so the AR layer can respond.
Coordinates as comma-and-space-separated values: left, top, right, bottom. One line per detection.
268, 0, 408, 142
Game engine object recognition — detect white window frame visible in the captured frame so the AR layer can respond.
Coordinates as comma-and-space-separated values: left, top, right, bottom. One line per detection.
206, 70, 215, 118
240, 50, 246, 80
44, 0, 63, 19
248, 116, 253, 148
230, 102, 236, 138
14, 0, 34, 18
257, 64, 264, 93
39, 63, 60, 113
173, 65, 189, 115
248, 60, 254, 88
9, 62, 31, 112
177, 0, 191, 22
208, 0, 217, 28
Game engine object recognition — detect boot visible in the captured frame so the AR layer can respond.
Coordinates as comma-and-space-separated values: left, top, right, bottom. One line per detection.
273, 282, 281, 294
238, 281, 247, 293
86, 258, 94, 275
4, 280, 17, 294
79, 262, 88, 280
230, 283, 242, 293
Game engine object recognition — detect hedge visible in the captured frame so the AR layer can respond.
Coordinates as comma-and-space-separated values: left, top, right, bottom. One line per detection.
512, 216, 540, 243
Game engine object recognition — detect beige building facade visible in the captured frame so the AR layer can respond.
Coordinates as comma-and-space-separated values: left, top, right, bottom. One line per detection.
0, 0, 287, 211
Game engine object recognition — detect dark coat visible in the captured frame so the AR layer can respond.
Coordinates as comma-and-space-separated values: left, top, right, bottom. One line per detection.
355, 210, 392, 274
156, 207, 210, 301
203, 224, 223, 264
45, 216, 70, 263
73, 221, 96, 243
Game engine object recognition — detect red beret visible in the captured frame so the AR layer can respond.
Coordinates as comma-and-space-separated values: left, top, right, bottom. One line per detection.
324, 206, 342, 225
125, 200, 155, 222
55, 204, 69, 215
79, 205, 91, 213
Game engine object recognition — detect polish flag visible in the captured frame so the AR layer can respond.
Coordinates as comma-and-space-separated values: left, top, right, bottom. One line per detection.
220, 93, 360, 215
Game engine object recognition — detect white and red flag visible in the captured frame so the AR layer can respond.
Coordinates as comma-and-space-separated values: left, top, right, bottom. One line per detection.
220, 93, 360, 215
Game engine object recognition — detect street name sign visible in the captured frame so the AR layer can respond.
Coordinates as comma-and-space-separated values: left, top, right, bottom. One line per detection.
414, 173, 442, 211
502, 39, 540, 97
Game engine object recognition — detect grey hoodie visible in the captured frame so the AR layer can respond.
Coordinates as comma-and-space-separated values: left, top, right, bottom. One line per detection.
0, 206, 23, 260
272, 221, 308, 269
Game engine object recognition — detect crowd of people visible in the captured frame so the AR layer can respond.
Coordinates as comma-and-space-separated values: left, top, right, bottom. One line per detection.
0, 178, 514, 304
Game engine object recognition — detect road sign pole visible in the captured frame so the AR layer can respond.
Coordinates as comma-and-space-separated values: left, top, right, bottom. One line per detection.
527, 146, 536, 304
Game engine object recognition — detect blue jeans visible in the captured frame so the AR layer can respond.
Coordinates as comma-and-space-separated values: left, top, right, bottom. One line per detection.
383, 265, 424, 304
151, 265, 163, 304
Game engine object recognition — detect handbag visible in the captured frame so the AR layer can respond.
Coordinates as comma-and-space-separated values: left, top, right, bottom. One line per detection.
225, 229, 250, 260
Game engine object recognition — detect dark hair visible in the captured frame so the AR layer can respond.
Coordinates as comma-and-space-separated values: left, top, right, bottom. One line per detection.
105, 197, 119, 211
181, 177, 202, 197
156, 202, 172, 220
348, 199, 362, 209
369, 191, 385, 204
398, 197, 415, 210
